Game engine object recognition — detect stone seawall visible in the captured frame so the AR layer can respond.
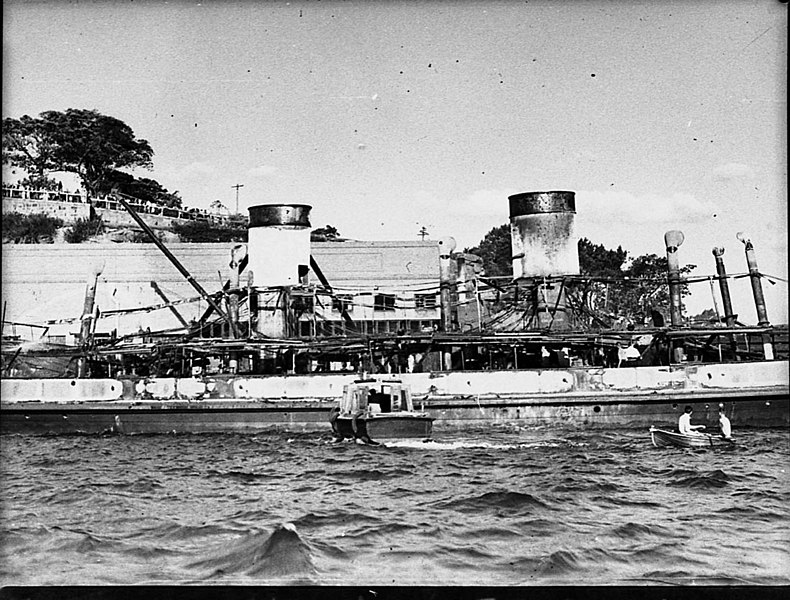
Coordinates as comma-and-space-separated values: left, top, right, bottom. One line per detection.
3, 185, 235, 230
2, 196, 91, 223
3, 195, 195, 230
93, 206, 192, 230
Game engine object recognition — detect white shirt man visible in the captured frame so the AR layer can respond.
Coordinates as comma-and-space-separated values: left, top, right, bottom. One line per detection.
678, 406, 705, 435
719, 410, 732, 439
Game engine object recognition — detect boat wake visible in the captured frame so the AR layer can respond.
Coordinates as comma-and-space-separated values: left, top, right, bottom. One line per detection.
377, 438, 566, 450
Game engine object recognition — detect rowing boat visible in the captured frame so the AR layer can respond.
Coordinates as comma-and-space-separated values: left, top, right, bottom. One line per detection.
649, 426, 734, 448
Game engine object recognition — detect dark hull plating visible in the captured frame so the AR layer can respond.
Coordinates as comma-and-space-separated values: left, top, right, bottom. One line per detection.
1, 390, 786, 435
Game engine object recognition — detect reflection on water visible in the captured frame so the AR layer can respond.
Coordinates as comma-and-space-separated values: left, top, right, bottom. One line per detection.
1, 427, 788, 586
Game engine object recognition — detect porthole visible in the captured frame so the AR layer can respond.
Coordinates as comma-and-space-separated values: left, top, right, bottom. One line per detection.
593, 406, 601, 413
70, 380, 77, 386
672, 403, 678, 409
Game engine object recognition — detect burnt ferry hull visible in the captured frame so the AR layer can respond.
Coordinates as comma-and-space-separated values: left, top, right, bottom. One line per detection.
0, 401, 330, 435
1, 389, 786, 436
2, 361, 788, 434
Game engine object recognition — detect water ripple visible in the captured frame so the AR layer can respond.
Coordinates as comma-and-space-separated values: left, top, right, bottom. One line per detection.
2, 427, 788, 586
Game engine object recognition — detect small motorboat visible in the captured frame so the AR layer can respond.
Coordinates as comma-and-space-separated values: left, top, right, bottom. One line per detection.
649, 426, 735, 449
329, 377, 434, 445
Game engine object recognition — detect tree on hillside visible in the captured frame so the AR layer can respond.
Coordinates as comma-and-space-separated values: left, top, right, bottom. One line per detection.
2, 114, 59, 183
103, 170, 182, 208
18, 175, 62, 191
573, 248, 696, 327
573, 238, 629, 327
210, 200, 229, 213
623, 253, 696, 318
463, 223, 512, 277
2, 109, 153, 196
578, 238, 628, 278
311, 225, 342, 242
171, 221, 247, 243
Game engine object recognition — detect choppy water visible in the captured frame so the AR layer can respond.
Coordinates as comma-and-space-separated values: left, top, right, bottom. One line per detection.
1, 426, 788, 587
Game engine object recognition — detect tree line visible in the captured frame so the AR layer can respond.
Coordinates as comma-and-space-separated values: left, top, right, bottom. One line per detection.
464, 224, 697, 327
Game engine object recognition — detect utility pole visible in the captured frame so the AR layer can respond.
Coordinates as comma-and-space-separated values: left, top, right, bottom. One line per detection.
231, 183, 244, 215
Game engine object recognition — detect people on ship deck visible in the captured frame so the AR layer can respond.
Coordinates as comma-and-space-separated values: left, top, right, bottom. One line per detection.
678, 405, 705, 435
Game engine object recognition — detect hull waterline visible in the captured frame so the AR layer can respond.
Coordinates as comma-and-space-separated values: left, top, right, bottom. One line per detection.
1, 391, 786, 435
2, 361, 788, 435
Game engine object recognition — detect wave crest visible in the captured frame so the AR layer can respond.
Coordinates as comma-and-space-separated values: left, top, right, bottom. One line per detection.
187, 522, 317, 581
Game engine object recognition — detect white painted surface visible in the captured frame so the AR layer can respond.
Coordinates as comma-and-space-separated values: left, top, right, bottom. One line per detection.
1, 378, 124, 402
248, 226, 310, 287
3, 361, 787, 403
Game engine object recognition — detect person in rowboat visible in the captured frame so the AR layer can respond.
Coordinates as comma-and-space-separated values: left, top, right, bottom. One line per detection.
678, 405, 705, 435
718, 404, 733, 440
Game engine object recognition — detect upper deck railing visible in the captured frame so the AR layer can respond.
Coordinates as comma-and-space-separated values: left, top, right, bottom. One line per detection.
2, 185, 86, 204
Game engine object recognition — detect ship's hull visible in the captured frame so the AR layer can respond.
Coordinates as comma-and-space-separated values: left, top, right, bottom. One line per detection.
0, 389, 786, 436
0, 401, 330, 435
2, 361, 788, 435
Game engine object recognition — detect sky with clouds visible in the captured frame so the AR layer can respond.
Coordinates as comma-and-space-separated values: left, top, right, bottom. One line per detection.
3, 0, 787, 322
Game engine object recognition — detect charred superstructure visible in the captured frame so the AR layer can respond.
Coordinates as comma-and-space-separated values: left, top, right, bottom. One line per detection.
1, 186, 787, 434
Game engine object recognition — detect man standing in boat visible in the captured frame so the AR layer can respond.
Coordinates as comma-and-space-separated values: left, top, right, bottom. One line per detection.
678, 405, 706, 435
718, 404, 733, 441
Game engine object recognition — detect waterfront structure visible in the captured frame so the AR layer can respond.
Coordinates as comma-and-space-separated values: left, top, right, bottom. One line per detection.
2, 184, 240, 230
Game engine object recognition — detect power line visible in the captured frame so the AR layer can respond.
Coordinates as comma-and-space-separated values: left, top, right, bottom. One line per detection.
231, 183, 244, 215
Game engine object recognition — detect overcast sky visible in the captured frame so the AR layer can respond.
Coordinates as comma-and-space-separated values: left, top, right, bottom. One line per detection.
3, 0, 787, 322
